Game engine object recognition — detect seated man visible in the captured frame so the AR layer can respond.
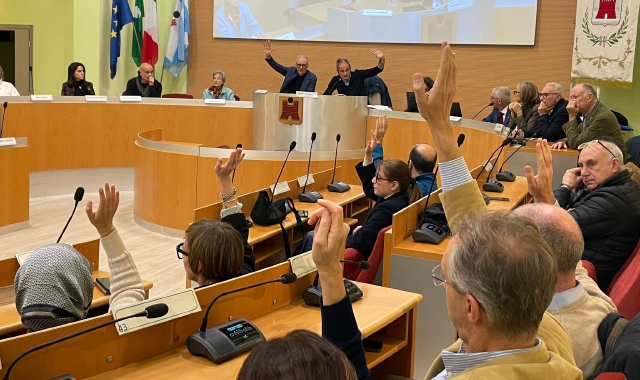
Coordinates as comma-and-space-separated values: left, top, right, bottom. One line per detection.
482, 86, 511, 125
413, 42, 581, 379
515, 191, 617, 377
551, 83, 629, 162
263, 40, 317, 94
371, 115, 437, 196
527, 137, 640, 293
517, 82, 569, 141
123, 63, 162, 98
323, 48, 385, 96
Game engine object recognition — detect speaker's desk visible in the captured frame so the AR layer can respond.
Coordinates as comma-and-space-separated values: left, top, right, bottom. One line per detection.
0, 138, 29, 236
87, 283, 422, 380
384, 177, 531, 379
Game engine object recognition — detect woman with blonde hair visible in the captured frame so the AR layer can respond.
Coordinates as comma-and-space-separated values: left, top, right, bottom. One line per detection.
508, 81, 540, 133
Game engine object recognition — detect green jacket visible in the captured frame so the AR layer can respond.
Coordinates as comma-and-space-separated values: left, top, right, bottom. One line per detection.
562, 101, 630, 162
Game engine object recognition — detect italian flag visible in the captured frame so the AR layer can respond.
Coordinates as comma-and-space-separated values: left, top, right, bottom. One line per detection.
141, 0, 158, 66
131, 0, 144, 66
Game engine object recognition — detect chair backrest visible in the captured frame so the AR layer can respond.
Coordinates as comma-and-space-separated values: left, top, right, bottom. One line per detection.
582, 259, 598, 283
233, 95, 240, 101
343, 226, 391, 283
608, 239, 640, 320
162, 93, 193, 99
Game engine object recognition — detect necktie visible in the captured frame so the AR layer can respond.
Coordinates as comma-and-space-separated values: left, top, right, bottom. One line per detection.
498, 113, 504, 124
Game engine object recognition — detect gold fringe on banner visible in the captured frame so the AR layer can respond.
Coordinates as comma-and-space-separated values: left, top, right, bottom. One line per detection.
571, 77, 634, 89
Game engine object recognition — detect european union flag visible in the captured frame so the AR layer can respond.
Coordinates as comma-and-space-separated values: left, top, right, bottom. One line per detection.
110, 0, 134, 79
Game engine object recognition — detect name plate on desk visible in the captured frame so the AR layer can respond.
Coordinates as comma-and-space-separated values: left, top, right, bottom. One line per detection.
85, 95, 107, 102
30, 95, 53, 102
449, 116, 462, 122
362, 9, 393, 16
494, 124, 504, 133
120, 95, 142, 102
270, 181, 291, 197
112, 289, 201, 335
289, 251, 316, 278
204, 98, 226, 105
295, 91, 318, 98
254, 89, 268, 94
297, 174, 316, 187
0, 138, 17, 147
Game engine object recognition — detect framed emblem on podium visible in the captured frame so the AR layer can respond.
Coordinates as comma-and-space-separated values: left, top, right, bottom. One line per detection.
278, 96, 303, 125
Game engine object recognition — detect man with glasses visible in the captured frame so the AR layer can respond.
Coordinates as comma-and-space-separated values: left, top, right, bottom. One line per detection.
514, 82, 569, 141
263, 40, 317, 94
528, 136, 640, 292
551, 83, 630, 163
482, 86, 511, 125
323, 48, 386, 96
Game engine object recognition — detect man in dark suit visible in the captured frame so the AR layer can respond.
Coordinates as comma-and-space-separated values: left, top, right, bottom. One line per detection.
263, 40, 317, 94
482, 86, 511, 125
517, 82, 569, 141
323, 48, 385, 96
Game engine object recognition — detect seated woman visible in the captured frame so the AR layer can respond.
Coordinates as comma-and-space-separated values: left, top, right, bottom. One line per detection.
202, 70, 236, 101
178, 148, 255, 287
14, 182, 144, 332
61, 62, 95, 96
508, 81, 539, 133
0, 66, 20, 96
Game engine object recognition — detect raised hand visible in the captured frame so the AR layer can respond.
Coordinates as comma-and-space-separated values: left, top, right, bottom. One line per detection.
86, 182, 119, 237
263, 40, 273, 58
365, 131, 376, 163
524, 139, 556, 204
374, 116, 388, 144
370, 48, 384, 59
215, 148, 245, 181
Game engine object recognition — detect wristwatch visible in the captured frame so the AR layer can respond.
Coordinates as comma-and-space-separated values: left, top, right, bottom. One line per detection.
560, 183, 572, 190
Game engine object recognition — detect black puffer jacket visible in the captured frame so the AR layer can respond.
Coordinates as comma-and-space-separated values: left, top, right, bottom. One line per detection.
555, 170, 640, 292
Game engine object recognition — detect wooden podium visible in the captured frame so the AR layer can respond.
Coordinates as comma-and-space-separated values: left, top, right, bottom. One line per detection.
0, 137, 29, 236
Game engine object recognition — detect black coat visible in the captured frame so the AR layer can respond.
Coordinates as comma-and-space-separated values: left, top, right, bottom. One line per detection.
555, 170, 640, 291
346, 163, 409, 259
596, 313, 640, 379
122, 76, 162, 97
222, 213, 255, 277
524, 98, 569, 141
323, 66, 383, 97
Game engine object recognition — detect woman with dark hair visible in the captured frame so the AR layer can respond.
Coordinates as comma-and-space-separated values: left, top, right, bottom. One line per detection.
61, 62, 95, 96
508, 81, 539, 133
214, 0, 265, 38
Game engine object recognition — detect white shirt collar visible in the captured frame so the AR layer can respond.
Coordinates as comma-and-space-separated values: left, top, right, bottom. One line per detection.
548, 281, 584, 310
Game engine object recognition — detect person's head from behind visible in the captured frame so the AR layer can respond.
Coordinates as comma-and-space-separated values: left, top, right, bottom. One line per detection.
212, 70, 226, 89
439, 211, 557, 347
570, 83, 598, 114
514, 81, 539, 108
490, 86, 511, 110
577, 137, 624, 190
374, 159, 423, 202
295, 55, 309, 76
336, 59, 351, 81
423, 76, 435, 94
67, 62, 86, 85
515, 204, 583, 291
408, 143, 437, 176
539, 82, 564, 110
180, 219, 244, 286
238, 330, 357, 380
15, 244, 93, 332
139, 63, 154, 83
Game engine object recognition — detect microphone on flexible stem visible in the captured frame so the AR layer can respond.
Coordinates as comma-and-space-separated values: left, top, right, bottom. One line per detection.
270, 141, 296, 202
326, 77, 342, 95
0, 101, 8, 138
482, 139, 512, 193
474, 137, 512, 181
56, 187, 85, 244
327, 134, 351, 193
231, 143, 242, 183
471, 102, 494, 120
413, 133, 465, 244
187, 273, 298, 364
3, 303, 168, 380
298, 132, 323, 203
496, 131, 539, 182
303, 261, 368, 307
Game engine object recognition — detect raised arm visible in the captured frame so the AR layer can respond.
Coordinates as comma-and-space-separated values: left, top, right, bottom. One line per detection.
372, 116, 388, 169
370, 48, 385, 70
263, 40, 288, 76
85, 182, 144, 311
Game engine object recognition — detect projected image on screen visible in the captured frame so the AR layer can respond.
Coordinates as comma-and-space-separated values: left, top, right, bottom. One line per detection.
213, 0, 538, 45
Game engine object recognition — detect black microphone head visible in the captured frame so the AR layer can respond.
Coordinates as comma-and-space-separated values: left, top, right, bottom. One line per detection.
3, 102, 7, 108
289, 141, 297, 151
74, 187, 85, 202
280, 272, 298, 284
359, 261, 371, 270
488, 102, 494, 106
311, 132, 316, 141
501, 137, 513, 146
235, 143, 242, 149
336, 134, 341, 142
457, 134, 465, 147
145, 303, 169, 318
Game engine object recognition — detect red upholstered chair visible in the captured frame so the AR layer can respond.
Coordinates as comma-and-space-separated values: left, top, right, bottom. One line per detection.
583, 260, 598, 283
234, 95, 240, 101
594, 373, 627, 380
607, 239, 640, 320
162, 93, 193, 99
343, 226, 391, 283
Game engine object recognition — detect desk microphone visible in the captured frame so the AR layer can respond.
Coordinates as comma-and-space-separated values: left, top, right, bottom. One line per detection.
56, 187, 85, 243
298, 132, 323, 203
496, 131, 539, 182
187, 273, 297, 364
232, 143, 242, 183
325, 77, 342, 95
471, 102, 493, 120
327, 134, 351, 193
303, 260, 368, 307
0, 102, 7, 138
481, 139, 512, 193
474, 137, 512, 182
3, 303, 168, 380
270, 141, 296, 202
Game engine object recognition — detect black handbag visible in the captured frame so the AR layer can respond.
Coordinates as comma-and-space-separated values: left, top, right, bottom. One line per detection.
250, 191, 302, 258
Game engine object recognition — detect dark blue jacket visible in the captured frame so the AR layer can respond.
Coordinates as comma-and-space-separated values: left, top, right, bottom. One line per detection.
372, 144, 436, 196
482, 107, 511, 125
364, 76, 392, 108
524, 98, 569, 141
265, 57, 317, 94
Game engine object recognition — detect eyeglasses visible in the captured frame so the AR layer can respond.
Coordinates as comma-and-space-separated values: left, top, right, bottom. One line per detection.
374, 173, 390, 182
296, 63, 308, 67
512, 90, 521, 95
578, 140, 616, 159
540, 92, 559, 99
432, 264, 447, 286
176, 243, 189, 259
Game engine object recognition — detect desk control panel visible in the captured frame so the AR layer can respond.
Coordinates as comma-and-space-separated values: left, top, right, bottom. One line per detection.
186, 318, 265, 364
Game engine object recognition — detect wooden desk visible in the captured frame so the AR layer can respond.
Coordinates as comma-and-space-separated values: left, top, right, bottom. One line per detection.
0, 138, 29, 236
505, 140, 580, 189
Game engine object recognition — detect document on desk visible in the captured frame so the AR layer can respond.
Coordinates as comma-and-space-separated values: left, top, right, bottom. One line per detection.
112, 289, 201, 335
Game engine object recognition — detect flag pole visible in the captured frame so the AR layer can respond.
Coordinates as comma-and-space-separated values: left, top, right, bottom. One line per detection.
161, 62, 165, 82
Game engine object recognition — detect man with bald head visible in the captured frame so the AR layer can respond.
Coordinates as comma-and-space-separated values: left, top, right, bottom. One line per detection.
123, 63, 162, 97
263, 40, 317, 94
551, 83, 629, 162
371, 115, 437, 196
527, 136, 640, 292
515, 200, 617, 378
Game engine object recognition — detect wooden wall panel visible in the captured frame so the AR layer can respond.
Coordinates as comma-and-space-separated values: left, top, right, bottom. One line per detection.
0, 146, 29, 228
189, 0, 575, 116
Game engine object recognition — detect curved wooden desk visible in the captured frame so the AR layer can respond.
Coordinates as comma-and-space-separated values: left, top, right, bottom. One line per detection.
0, 138, 29, 235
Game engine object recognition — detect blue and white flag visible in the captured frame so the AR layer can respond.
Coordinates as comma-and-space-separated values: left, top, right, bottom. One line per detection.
164, 0, 190, 77
109, 0, 134, 79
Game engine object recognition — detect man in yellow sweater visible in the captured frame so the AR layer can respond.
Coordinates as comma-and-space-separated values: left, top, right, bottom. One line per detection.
413, 42, 582, 380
